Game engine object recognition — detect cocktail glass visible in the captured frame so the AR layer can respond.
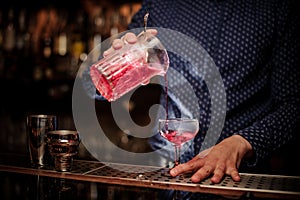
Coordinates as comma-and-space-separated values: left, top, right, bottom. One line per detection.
158, 118, 199, 167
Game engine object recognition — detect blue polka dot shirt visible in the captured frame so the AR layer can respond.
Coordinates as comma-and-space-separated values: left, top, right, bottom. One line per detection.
128, 0, 300, 166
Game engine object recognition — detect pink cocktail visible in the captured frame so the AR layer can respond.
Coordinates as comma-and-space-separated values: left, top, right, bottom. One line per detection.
90, 32, 169, 102
160, 130, 196, 146
159, 118, 199, 167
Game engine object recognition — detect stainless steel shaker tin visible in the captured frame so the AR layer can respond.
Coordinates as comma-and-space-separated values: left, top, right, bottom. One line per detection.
26, 114, 57, 167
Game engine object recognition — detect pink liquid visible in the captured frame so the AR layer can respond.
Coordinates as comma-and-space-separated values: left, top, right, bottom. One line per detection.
164, 74, 169, 119
90, 58, 164, 102
160, 130, 196, 146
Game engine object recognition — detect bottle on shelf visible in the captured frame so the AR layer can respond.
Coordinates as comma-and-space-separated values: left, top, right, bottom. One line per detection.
3, 8, 16, 52
69, 10, 87, 77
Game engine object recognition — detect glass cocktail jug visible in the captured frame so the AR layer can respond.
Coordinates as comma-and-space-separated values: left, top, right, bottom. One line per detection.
90, 30, 169, 102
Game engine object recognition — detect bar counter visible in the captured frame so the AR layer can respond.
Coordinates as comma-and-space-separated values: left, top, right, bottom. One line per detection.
1, 153, 300, 200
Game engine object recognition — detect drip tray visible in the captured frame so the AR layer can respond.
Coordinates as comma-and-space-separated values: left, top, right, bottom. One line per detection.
71, 161, 300, 199
1, 155, 300, 199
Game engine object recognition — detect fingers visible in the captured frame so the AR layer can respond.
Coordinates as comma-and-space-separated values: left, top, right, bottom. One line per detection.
188, 163, 240, 184
112, 39, 123, 49
113, 32, 138, 49
146, 28, 158, 36
190, 164, 214, 183
170, 157, 202, 177
210, 166, 240, 183
103, 33, 137, 57
103, 37, 126, 57
209, 164, 226, 183
103, 29, 157, 57
170, 152, 241, 184
122, 32, 138, 44
229, 169, 241, 182
103, 47, 115, 57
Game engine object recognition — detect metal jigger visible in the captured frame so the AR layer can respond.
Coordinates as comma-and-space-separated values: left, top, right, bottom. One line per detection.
46, 130, 80, 172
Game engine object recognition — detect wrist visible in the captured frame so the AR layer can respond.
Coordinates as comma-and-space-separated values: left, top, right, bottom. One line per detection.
232, 134, 253, 159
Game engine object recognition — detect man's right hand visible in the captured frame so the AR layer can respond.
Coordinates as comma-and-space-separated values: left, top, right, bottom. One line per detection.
103, 29, 158, 57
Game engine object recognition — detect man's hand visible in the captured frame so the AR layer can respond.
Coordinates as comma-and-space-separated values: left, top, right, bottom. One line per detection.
170, 135, 253, 183
103, 29, 158, 57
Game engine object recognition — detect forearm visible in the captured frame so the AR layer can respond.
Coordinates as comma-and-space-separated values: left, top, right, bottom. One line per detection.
236, 101, 300, 166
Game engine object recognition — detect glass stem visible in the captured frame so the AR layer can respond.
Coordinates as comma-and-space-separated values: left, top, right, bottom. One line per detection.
174, 145, 181, 167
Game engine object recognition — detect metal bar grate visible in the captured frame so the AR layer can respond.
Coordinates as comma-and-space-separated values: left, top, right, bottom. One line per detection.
1, 154, 300, 199
79, 162, 300, 194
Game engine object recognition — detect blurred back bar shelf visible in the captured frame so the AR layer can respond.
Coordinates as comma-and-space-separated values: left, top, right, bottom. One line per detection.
0, 0, 142, 157
0, 0, 142, 82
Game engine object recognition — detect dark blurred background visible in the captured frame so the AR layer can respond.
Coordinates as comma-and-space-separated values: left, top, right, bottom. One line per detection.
0, 0, 144, 158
